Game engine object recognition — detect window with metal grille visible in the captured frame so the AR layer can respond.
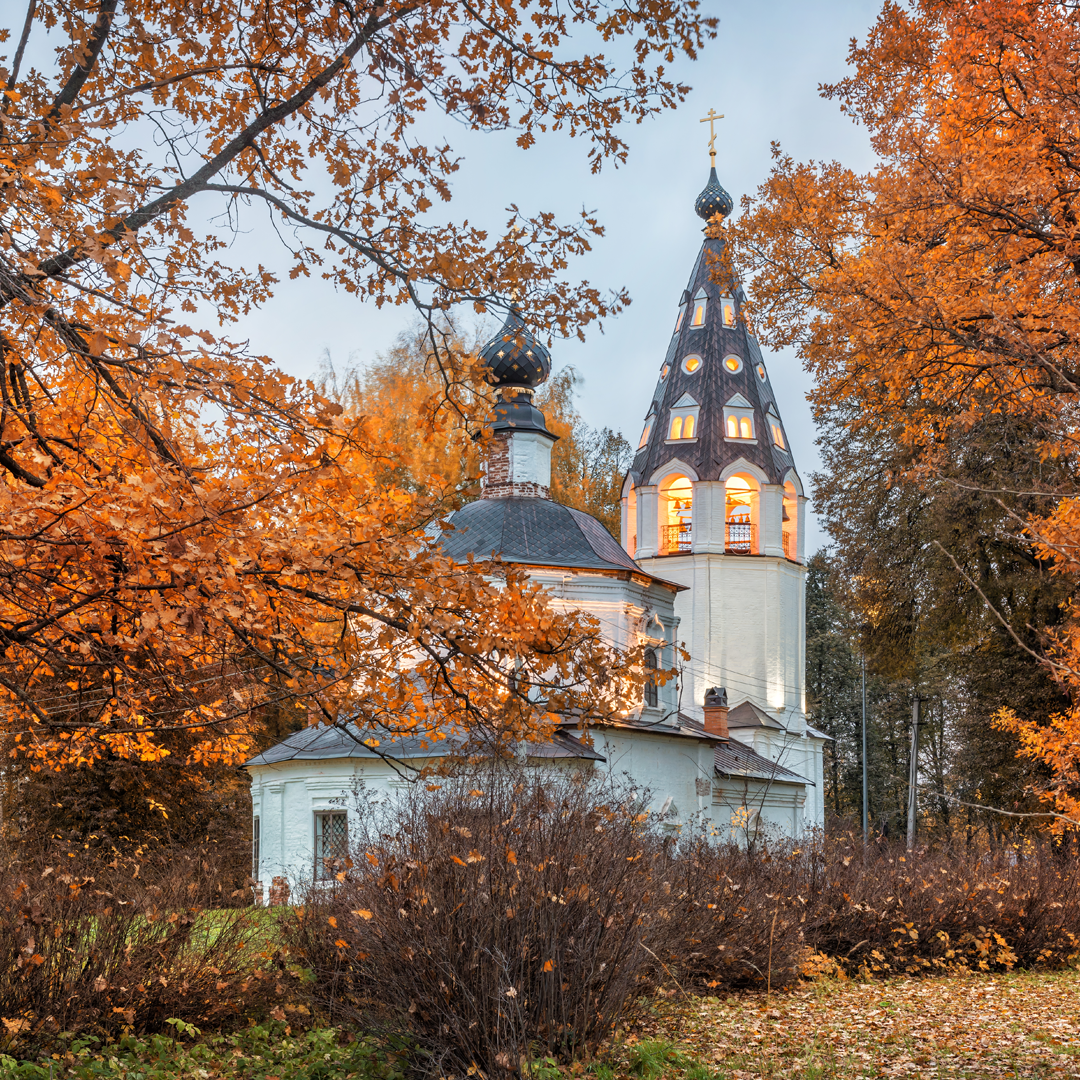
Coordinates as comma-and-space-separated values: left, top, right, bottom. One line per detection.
252, 816, 260, 880
314, 811, 348, 881
644, 647, 659, 708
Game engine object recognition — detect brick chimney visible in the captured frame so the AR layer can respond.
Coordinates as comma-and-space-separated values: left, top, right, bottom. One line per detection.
702, 686, 729, 740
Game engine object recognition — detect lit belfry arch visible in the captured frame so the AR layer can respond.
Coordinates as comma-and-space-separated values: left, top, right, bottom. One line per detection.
619, 113, 827, 830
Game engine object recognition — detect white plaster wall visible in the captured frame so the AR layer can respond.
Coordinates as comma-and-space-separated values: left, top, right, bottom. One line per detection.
712, 776, 806, 842
595, 727, 715, 827
638, 552, 806, 724
510, 430, 553, 488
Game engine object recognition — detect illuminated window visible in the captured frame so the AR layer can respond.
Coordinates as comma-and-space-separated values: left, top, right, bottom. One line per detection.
757, 364, 767, 381
667, 393, 699, 441
723, 394, 755, 440
783, 480, 799, 561
661, 364, 670, 381
721, 299, 736, 328
682, 355, 701, 374
638, 420, 653, 449
674, 306, 686, 334
725, 474, 758, 555
770, 417, 786, 449
724, 355, 743, 373
661, 474, 693, 553
689, 288, 707, 328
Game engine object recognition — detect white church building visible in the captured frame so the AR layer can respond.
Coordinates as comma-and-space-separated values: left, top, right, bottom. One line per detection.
245, 161, 828, 893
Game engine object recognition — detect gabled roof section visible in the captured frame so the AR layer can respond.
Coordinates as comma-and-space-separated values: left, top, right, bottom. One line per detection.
628, 201, 798, 486
244, 723, 605, 768
726, 700, 785, 730
715, 737, 811, 785
672, 391, 699, 408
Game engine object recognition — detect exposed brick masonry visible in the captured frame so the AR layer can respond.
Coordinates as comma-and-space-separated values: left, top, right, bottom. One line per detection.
702, 702, 730, 740
481, 431, 551, 500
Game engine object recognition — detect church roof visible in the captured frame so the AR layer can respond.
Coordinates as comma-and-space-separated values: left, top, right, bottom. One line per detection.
628, 193, 797, 488
243, 722, 605, 768
726, 700, 786, 730
440, 496, 664, 578
714, 738, 811, 786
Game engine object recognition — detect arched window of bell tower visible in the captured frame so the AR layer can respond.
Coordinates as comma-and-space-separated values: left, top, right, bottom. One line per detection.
783, 481, 798, 562
626, 485, 638, 557
724, 474, 760, 555
660, 474, 693, 555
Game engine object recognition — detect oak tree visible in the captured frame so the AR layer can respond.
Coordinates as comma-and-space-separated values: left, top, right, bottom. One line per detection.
0, 0, 715, 769
724, 0, 1080, 825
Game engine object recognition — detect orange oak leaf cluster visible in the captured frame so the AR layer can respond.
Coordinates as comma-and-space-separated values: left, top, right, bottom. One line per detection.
722, 0, 1080, 825
0, 0, 716, 769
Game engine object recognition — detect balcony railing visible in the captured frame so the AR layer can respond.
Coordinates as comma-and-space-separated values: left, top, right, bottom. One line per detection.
662, 523, 692, 553
725, 521, 756, 554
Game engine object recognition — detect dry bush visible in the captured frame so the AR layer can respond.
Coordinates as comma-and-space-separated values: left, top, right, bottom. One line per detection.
0, 846, 290, 1049
659, 831, 806, 991
283, 769, 667, 1078
797, 832, 1080, 976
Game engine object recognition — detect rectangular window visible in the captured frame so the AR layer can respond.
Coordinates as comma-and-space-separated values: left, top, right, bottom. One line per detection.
314, 811, 348, 881
644, 648, 659, 708
252, 816, 260, 880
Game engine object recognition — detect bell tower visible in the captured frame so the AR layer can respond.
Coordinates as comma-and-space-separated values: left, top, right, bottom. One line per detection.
620, 148, 824, 827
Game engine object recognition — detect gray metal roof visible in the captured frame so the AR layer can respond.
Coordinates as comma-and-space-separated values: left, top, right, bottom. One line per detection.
726, 700, 785, 731
714, 739, 811, 786
629, 226, 797, 487
440, 496, 648, 576
244, 723, 605, 768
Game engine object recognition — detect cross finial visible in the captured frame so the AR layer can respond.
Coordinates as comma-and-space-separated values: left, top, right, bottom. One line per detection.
699, 108, 724, 166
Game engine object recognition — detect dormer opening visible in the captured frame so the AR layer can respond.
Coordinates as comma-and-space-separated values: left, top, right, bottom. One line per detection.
724, 474, 759, 554
768, 411, 787, 450
690, 288, 708, 328
667, 393, 700, 442
721, 298, 736, 328
638, 416, 654, 449
660, 474, 693, 554
723, 393, 756, 441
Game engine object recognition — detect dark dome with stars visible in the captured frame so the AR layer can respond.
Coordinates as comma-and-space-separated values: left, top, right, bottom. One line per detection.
694, 167, 734, 221
478, 308, 551, 388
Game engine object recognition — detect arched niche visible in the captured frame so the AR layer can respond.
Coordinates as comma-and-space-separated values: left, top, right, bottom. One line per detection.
724, 472, 761, 555
658, 472, 693, 555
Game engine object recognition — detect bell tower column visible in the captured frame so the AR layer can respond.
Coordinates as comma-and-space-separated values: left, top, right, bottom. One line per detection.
760, 484, 785, 557
635, 486, 660, 559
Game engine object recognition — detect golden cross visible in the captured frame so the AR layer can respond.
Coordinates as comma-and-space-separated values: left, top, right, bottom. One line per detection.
699, 108, 724, 165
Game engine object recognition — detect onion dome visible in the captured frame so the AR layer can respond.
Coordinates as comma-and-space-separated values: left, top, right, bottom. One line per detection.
694, 167, 734, 221
478, 308, 551, 388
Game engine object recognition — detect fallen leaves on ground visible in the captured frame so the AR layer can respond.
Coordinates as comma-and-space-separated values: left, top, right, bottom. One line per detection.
620, 970, 1080, 1078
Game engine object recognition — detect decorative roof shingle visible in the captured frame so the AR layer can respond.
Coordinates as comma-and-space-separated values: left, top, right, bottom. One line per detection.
630, 222, 797, 487
440, 496, 647, 575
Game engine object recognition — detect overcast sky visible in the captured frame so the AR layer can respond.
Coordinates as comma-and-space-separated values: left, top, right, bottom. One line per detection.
225, 0, 884, 553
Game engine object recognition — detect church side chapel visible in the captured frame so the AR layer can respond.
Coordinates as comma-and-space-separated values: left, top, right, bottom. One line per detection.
246, 125, 826, 894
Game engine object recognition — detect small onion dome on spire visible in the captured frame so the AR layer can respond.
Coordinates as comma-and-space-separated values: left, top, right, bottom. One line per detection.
478, 307, 551, 388
694, 166, 734, 221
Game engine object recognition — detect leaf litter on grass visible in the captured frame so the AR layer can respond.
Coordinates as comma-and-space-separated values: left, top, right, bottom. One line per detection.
614, 970, 1080, 1079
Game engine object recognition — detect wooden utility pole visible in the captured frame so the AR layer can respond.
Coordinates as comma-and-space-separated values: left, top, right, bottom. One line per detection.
861, 655, 869, 843
906, 697, 921, 851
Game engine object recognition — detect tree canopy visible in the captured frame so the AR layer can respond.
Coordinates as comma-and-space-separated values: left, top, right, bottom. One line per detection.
0, 0, 715, 769
725, 0, 1080, 826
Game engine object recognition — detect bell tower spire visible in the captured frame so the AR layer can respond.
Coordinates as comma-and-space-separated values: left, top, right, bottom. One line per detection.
618, 156, 823, 829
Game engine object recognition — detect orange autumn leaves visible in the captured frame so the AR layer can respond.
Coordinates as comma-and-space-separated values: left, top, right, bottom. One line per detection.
0, 0, 715, 769
724, 0, 1080, 825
